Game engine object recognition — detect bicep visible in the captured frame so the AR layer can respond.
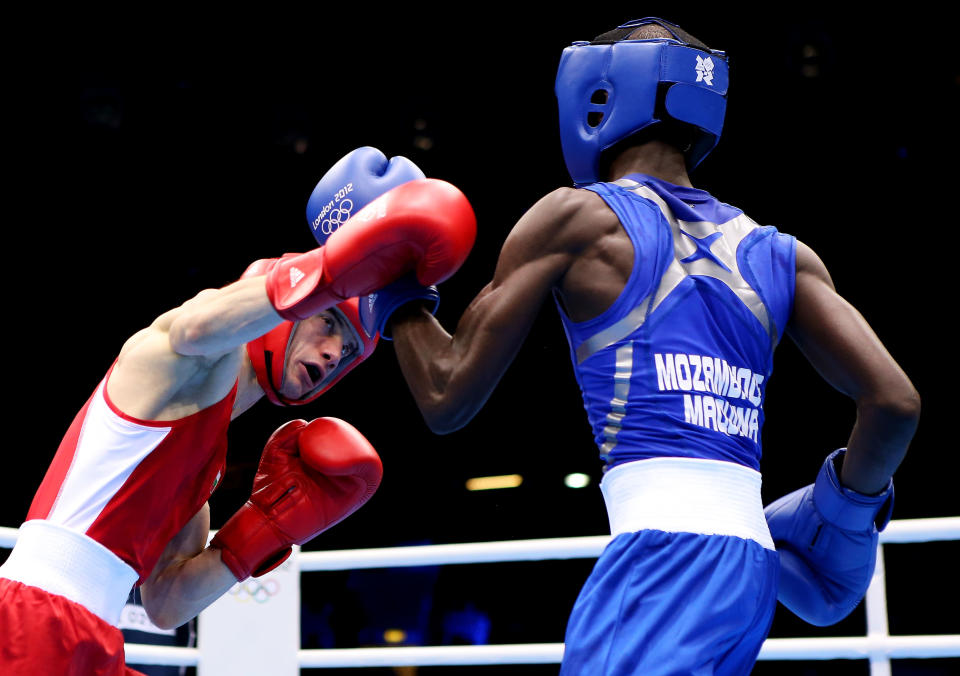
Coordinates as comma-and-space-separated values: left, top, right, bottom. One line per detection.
395, 191, 581, 432
458, 243, 569, 351
449, 199, 577, 377
462, 188, 591, 332
787, 241, 912, 402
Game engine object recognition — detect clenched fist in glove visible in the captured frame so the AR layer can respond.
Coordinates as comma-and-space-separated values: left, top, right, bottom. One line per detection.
765, 449, 894, 626
266, 178, 476, 321
212, 418, 382, 580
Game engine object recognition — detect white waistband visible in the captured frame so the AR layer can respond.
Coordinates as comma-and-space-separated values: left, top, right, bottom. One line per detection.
600, 457, 774, 550
0, 520, 138, 626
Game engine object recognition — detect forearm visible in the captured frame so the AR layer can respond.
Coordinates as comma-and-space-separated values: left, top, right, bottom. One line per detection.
168, 276, 284, 356
392, 285, 529, 434
140, 546, 238, 630
843, 394, 920, 494
391, 305, 476, 433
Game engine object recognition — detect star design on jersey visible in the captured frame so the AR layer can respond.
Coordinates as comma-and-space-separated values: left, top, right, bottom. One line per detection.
679, 229, 732, 273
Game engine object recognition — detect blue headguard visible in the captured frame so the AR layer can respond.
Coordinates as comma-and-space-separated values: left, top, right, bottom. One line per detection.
555, 17, 729, 186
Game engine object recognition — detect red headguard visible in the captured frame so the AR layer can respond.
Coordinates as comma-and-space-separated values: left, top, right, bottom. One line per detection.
242, 258, 379, 406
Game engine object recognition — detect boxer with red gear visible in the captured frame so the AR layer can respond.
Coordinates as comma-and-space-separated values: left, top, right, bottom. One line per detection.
0, 147, 475, 675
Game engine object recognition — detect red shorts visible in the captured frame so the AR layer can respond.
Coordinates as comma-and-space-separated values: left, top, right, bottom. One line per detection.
0, 578, 145, 676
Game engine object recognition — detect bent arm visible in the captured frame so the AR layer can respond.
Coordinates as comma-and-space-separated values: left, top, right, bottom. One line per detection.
787, 241, 920, 494
139, 503, 237, 630
391, 189, 586, 433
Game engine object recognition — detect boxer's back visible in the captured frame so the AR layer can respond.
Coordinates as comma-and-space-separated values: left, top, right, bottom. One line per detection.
555, 173, 796, 470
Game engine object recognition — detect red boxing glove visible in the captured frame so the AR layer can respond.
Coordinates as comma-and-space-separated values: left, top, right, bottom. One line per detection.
265, 178, 476, 321
211, 418, 383, 580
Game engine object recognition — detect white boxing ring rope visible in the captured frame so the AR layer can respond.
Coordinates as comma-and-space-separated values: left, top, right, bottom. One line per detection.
2, 516, 959, 673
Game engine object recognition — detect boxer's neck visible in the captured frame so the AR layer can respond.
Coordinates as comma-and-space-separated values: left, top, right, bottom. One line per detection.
606, 140, 694, 189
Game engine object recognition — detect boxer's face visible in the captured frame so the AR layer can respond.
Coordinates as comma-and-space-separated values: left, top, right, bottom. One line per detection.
280, 311, 358, 399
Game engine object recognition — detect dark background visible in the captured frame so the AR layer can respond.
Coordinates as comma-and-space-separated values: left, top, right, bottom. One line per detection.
3, 7, 957, 675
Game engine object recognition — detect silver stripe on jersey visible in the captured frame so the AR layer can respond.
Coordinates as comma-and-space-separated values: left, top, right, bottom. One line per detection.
599, 343, 634, 463
576, 180, 774, 363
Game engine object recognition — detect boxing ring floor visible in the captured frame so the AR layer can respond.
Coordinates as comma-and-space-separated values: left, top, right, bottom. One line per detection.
2, 516, 959, 674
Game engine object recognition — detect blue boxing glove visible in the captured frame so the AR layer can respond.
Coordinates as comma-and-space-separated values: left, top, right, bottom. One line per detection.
306, 146, 425, 245
305, 147, 439, 339
764, 449, 894, 626
359, 273, 439, 340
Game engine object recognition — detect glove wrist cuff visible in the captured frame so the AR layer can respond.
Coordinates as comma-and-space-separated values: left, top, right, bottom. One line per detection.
360, 273, 440, 340
813, 449, 894, 532
211, 502, 288, 580
266, 250, 338, 321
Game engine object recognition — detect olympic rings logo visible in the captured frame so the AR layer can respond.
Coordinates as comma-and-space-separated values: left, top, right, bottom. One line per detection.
229, 578, 281, 604
316, 199, 354, 235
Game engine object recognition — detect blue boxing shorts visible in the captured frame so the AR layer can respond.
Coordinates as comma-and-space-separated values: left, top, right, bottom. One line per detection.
560, 457, 780, 676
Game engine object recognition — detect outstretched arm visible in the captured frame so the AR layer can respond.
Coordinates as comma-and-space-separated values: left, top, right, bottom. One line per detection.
105, 276, 287, 420
390, 188, 595, 433
787, 240, 920, 493
162, 277, 284, 357
157, 177, 476, 359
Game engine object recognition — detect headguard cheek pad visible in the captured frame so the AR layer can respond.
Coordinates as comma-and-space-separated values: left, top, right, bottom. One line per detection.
242, 258, 378, 406
556, 18, 729, 186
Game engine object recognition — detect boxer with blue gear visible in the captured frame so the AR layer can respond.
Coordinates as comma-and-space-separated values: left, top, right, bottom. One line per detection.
387, 16, 919, 676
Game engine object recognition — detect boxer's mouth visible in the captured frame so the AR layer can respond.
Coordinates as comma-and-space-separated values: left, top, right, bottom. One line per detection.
304, 363, 324, 384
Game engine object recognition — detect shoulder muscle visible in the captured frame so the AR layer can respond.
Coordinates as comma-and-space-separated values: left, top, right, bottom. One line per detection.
493, 188, 611, 282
